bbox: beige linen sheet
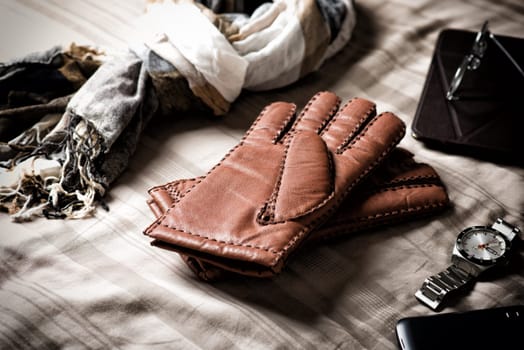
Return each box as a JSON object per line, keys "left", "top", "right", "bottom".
{"left": 1, "top": 0, "right": 523, "bottom": 349}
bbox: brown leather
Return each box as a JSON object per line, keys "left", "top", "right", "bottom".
{"left": 148, "top": 147, "right": 449, "bottom": 281}
{"left": 143, "top": 91, "right": 406, "bottom": 277}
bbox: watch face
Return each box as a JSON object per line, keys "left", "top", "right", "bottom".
{"left": 456, "top": 226, "right": 510, "bottom": 266}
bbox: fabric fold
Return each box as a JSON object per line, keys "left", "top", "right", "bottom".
{"left": 1, "top": 0, "right": 357, "bottom": 221}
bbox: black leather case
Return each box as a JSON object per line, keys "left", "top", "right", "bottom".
{"left": 411, "top": 28, "right": 524, "bottom": 166}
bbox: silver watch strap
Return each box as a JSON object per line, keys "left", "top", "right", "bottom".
{"left": 415, "top": 264, "right": 472, "bottom": 310}
{"left": 491, "top": 218, "right": 521, "bottom": 242}
{"left": 416, "top": 218, "right": 520, "bottom": 310}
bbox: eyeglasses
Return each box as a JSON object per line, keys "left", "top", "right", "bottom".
{"left": 446, "top": 21, "right": 524, "bottom": 101}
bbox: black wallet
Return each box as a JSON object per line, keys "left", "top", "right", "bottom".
{"left": 396, "top": 305, "right": 524, "bottom": 350}
{"left": 411, "top": 28, "right": 524, "bottom": 166}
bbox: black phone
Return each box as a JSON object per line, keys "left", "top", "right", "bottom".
{"left": 395, "top": 305, "right": 523, "bottom": 350}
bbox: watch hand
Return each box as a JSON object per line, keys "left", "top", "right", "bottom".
{"left": 486, "top": 247, "right": 499, "bottom": 256}
{"left": 477, "top": 241, "right": 497, "bottom": 249}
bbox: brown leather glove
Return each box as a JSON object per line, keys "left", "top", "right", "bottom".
{"left": 143, "top": 91, "right": 406, "bottom": 277}
{"left": 148, "top": 148, "right": 449, "bottom": 280}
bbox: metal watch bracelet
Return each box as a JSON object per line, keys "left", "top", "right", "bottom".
{"left": 492, "top": 218, "right": 520, "bottom": 241}
{"left": 415, "top": 218, "right": 520, "bottom": 310}
{"left": 415, "top": 264, "right": 471, "bottom": 310}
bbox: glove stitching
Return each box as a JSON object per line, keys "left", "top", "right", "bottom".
{"left": 144, "top": 105, "right": 276, "bottom": 235}
{"left": 169, "top": 103, "right": 295, "bottom": 204}
{"left": 257, "top": 143, "right": 335, "bottom": 225}
{"left": 324, "top": 184, "right": 450, "bottom": 227}
{"left": 145, "top": 102, "right": 298, "bottom": 257}
{"left": 257, "top": 131, "right": 336, "bottom": 225}
{"left": 258, "top": 129, "right": 292, "bottom": 224}
{"left": 337, "top": 113, "right": 405, "bottom": 154}
{"left": 336, "top": 105, "right": 377, "bottom": 153}
{"left": 154, "top": 223, "right": 281, "bottom": 254}
{"left": 318, "top": 98, "right": 378, "bottom": 148}
{"left": 367, "top": 182, "right": 445, "bottom": 195}
{"left": 286, "top": 91, "right": 320, "bottom": 133}
{"left": 272, "top": 106, "right": 298, "bottom": 143}
{"left": 319, "top": 98, "right": 353, "bottom": 136}
{"left": 146, "top": 121, "right": 406, "bottom": 269}
{"left": 259, "top": 102, "right": 385, "bottom": 226}
{"left": 289, "top": 91, "right": 341, "bottom": 135}
{"left": 317, "top": 202, "right": 449, "bottom": 241}
{"left": 148, "top": 176, "right": 443, "bottom": 216}
{"left": 317, "top": 97, "right": 342, "bottom": 133}
{"left": 344, "top": 202, "right": 449, "bottom": 222}
{"left": 149, "top": 170, "right": 440, "bottom": 205}
{"left": 275, "top": 123, "right": 406, "bottom": 266}
{"left": 148, "top": 177, "right": 202, "bottom": 195}
{"left": 146, "top": 104, "right": 406, "bottom": 271}
{"left": 384, "top": 174, "right": 439, "bottom": 184}
{"left": 374, "top": 174, "right": 443, "bottom": 190}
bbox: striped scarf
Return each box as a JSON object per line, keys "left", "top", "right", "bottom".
{"left": 0, "top": 0, "right": 356, "bottom": 221}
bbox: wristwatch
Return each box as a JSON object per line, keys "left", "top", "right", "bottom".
{"left": 415, "top": 218, "right": 521, "bottom": 310}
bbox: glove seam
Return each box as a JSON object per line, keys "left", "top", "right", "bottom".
{"left": 146, "top": 120, "right": 406, "bottom": 268}
{"left": 290, "top": 91, "right": 341, "bottom": 135}
{"left": 151, "top": 119, "right": 405, "bottom": 266}
{"left": 334, "top": 201, "right": 449, "bottom": 223}
{"left": 147, "top": 179, "right": 445, "bottom": 221}
{"left": 145, "top": 101, "right": 406, "bottom": 271}
{"left": 149, "top": 177, "right": 204, "bottom": 199}
{"left": 383, "top": 174, "right": 440, "bottom": 185}
{"left": 145, "top": 103, "right": 299, "bottom": 258}
{"left": 152, "top": 222, "right": 282, "bottom": 254}
{"left": 255, "top": 91, "right": 341, "bottom": 223}
{"left": 257, "top": 132, "right": 335, "bottom": 225}
{"left": 275, "top": 122, "right": 406, "bottom": 266}
{"left": 337, "top": 112, "right": 399, "bottom": 154}
{"left": 258, "top": 110, "right": 404, "bottom": 226}
{"left": 272, "top": 105, "right": 298, "bottom": 143}
{"left": 336, "top": 103, "right": 377, "bottom": 153}
{"left": 317, "top": 202, "right": 449, "bottom": 241}
{"left": 367, "top": 182, "right": 445, "bottom": 194}
{"left": 319, "top": 97, "right": 364, "bottom": 139}
{"left": 166, "top": 103, "right": 296, "bottom": 205}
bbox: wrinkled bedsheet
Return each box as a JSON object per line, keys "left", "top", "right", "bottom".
{"left": 1, "top": 0, "right": 523, "bottom": 349}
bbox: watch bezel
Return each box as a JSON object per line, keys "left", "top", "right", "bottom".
{"left": 456, "top": 226, "right": 512, "bottom": 266}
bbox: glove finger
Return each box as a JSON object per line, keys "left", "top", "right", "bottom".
{"left": 290, "top": 91, "right": 340, "bottom": 135}
{"left": 319, "top": 97, "right": 377, "bottom": 152}
{"left": 257, "top": 129, "right": 333, "bottom": 223}
{"left": 246, "top": 101, "right": 296, "bottom": 144}
{"left": 330, "top": 111, "right": 406, "bottom": 196}
{"left": 336, "top": 111, "right": 405, "bottom": 156}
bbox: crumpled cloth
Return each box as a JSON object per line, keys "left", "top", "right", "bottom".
{"left": 138, "top": 0, "right": 355, "bottom": 112}
{"left": 0, "top": 0, "right": 356, "bottom": 221}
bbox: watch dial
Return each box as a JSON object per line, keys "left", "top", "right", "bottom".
{"left": 457, "top": 228, "right": 508, "bottom": 264}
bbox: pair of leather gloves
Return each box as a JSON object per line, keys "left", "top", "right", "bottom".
{"left": 144, "top": 92, "right": 449, "bottom": 281}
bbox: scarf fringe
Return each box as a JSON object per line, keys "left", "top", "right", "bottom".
{"left": 0, "top": 114, "right": 107, "bottom": 221}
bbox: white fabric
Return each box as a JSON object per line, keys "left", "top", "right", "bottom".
{"left": 138, "top": 0, "right": 355, "bottom": 93}
{"left": 234, "top": 1, "right": 286, "bottom": 40}
{"left": 141, "top": 1, "right": 247, "bottom": 102}
{"left": 145, "top": 34, "right": 209, "bottom": 91}
{"left": 236, "top": 6, "right": 305, "bottom": 90}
